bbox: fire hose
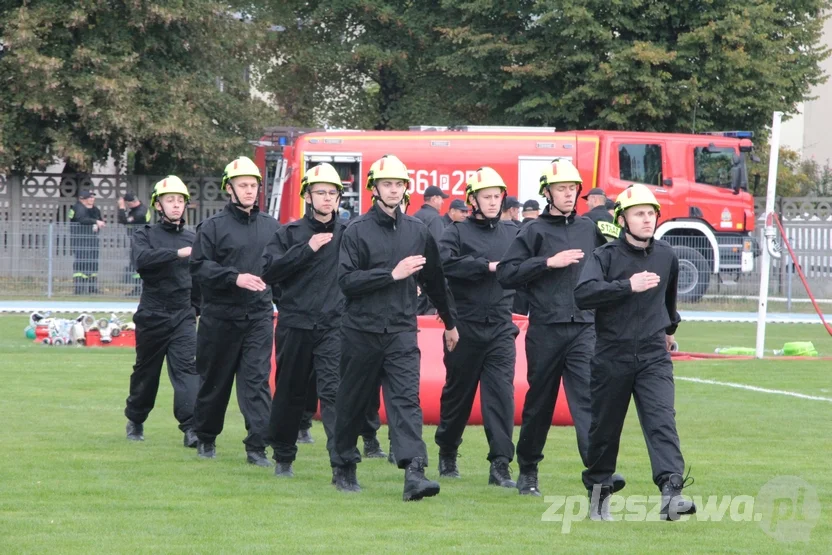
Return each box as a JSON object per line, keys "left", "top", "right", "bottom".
{"left": 766, "top": 212, "right": 832, "bottom": 337}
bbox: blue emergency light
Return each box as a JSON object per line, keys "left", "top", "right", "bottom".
{"left": 279, "top": 136, "right": 287, "bottom": 146}
{"left": 701, "top": 131, "right": 754, "bottom": 139}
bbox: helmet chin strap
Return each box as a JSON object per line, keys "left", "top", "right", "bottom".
{"left": 156, "top": 204, "right": 185, "bottom": 231}
{"left": 470, "top": 192, "right": 503, "bottom": 227}
{"left": 621, "top": 215, "right": 654, "bottom": 243}
{"left": 228, "top": 181, "right": 260, "bottom": 210}
{"left": 308, "top": 192, "right": 341, "bottom": 219}
{"left": 372, "top": 186, "right": 402, "bottom": 211}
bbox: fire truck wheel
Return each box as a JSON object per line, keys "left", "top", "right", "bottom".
{"left": 673, "top": 245, "right": 710, "bottom": 303}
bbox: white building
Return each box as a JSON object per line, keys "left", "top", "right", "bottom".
{"left": 780, "top": 15, "right": 832, "bottom": 164}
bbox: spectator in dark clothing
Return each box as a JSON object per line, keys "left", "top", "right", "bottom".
{"left": 443, "top": 199, "right": 469, "bottom": 226}
{"left": 69, "top": 189, "right": 105, "bottom": 295}
{"left": 521, "top": 199, "right": 540, "bottom": 226}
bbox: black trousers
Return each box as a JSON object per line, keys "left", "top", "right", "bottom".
{"left": 124, "top": 307, "right": 199, "bottom": 431}
{"left": 193, "top": 315, "right": 273, "bottom": 451}
{"left": 516, "top": 322, "right": 594, "bottom": 470}
{"left": 582, "top": 343, "right": 685, "bottom": 490}
{"left": 435, "top": 320, "right": 517, "bottom": 462}
{"left": 269, "top": 325, "right": 340, "bottom": 462}
{"left": 331, "top": 327, "right": 424, "bottom": 469}
{"left": 300, "top": 381, "right": 381, "bottom": 443}
{"left": 72, "top": 236, "right": 100, "bottom": 281}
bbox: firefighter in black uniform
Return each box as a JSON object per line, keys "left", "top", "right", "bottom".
{"left": 190, "top": 156, "right": 279, "bottom": 467}
{"left": 124, "top": 177, "right": 200, "bottom": 446}
{"left": 69, "top": 189, "right": 105, "bottom": 295}
{"left": 262, "top": 163, "right": 347, "bottom": 478}
{"left": 435, "top": 167, "right": 518, "bottom": 488}
{"left": 497, "top": 159, "right": 625, "bottom": 497}
{"left": 575, "top": 184, "right": 695, "bottom": 521}
{"left": 331, "top": 154, "right": 459, "bottom": 501}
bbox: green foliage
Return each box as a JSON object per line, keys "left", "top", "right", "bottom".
{"left": 257, "top": 0, "right": 830, "bottom": 135}
{"left": 0, "top": 1, "right": 274, "bottom": 174}
{"left": 442, "top": 0, "right": 831, "bottom": 135}
{"left": 749, "top": 144, "right": 823, "bottom": 197}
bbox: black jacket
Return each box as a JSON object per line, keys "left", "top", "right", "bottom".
{"left": 132, "top": 222, "right": 200, "bottom": 313}
{"left": 338, "top": 203, "right": 456, "bottom": 333}
{"left": 497, "top": 211, "right": 605, "bottom": 325}
{"left": 190, "top": 203, "right": 279, "bottom": 320}
{"left": 118, "top": 203, "right": 149, "bottom": 226}
{"left": 413, "top": 204, "right": 446, "bottom": 243}
{"left": 262, "top": 211, "right": 344, "bottom": 330}
{"left": 574, "top": 238, "right": 681, "bottom": 356}
{"left": 439, "top": 217, "right": 517, "bottom": 324}
{"left": 69, "top": 202, "right": 102, "bottom": 250}
{"left": 585, "top": 205, "right": 613, "bottom": 224}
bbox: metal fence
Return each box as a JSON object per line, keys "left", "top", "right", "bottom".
{"left": 0, "top": 174, "right": 228, "bottom": 225}
{"left": 1, "top": 171, "right": 831, "bottom": 308}
{"left": 1, "top": 219, "right": 830, "bottom": 308}
{"left": 0, "top": 222, "right": 200, "bottom": 298}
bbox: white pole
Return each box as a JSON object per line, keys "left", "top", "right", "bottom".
{"left": 755, "top": 111, "right": 783, "bottom": 359}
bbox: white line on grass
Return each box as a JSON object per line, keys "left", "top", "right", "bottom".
{"left": 677, "top": 376, "right": 832, "bottom": 403}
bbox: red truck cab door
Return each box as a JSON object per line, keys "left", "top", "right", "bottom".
{"left": 605, "top": 136, "right": 688, "bottom": 221}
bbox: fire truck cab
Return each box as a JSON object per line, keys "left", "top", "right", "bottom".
{"left": 254, "top": 126, "right": 758, "bottom": 303}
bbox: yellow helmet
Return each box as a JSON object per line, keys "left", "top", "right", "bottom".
{"left": 613, "top": 184, "right": 661, "bottom": 223}
{"left": 221, "top": 156, "right": 261, "bottom": 189}
{"left": 301, "top": 163, "right": 344, "bottom": 197}
{"left": 465, "top": 167, "right": 507, "bottom": 206}
{"left": 151, "top": 176, "right": 190, "bottom": 206}
{"left": 539, "top": 159, "right": 583, "bottom": 196}
{"left": 366, "top": 154, "right": 410, "bottom": 191}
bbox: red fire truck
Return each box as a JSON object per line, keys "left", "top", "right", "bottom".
{"left": 253, "top": 126, "right": 759, "bottom": 302}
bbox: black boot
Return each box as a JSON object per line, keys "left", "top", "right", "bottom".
{"left": 297, "top": 428, "right": 314, "bottom": 444}
{"left": 612, "top": 473, "right": 626, "bottom": 493}
{"left": 274, "top": 461, "right": 294, "bottom": 477}
{"left": 126, "top": 420, "right": 144, "bottom": 441}
{"left": 488, "top": 458, "right": 516, "bottom": 488}
{"left": 197, "top": 441, "right": 216, "bottom": 459}
{"left": 183, "top": 429, "right": 198, "bottom": 448}
{"left": 334, "top": 465, "right": 361, "bottom": 493}
{"left": 403, "top": 457, "right": 440, "bottom": 502}
{"left": 589, "top": 485, "right": 614, "bottom": 521}
{"left": 246, "top": 450, "right": 273, "bottom": 468}
{"left": 438, "top": 452, "right": 460, "bottom": 478}
{"left": 387, "top": 443, "right": 396, "bottom": 465}
{"left": 363, "top": 436, "right": 387, "bottom": 459}
{"left": 660, "top": 472, "right": 696, "bottom": 521}
{"left": 517, "top": 466, "right": 541, "bottom": 496}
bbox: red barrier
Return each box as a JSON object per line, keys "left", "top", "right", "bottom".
{"left": 269, "top": 313, "right": 574, "bottom": 427}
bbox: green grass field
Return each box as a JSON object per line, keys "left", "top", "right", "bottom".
{"left": 1, "top": 314, "right": 830, "bottom": 553}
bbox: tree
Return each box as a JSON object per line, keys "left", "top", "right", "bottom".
{"left": 749, "top": 144, "right": 817, "bottom": 197}
{"left": 0, "top": 1, "right": 273, "bottom": 175}
{"left": 251, "top": 0, "right": 471, "bottom": 130}
{"left": 438, "top": 0, "right": 831, "bottom": 135}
